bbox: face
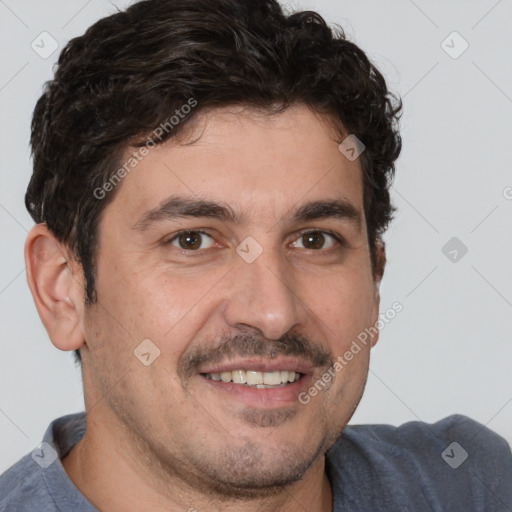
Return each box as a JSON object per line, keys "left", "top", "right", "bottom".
{"left": 79, "top": 104, "right": 380, "bottom": 496}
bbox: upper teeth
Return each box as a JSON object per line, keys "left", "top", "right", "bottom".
{"left": 206, "top": 370, "right": 298, "bottom": 386}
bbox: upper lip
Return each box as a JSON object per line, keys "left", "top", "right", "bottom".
{"left": 198, "top": 357, "right": 314, "bottom": 375}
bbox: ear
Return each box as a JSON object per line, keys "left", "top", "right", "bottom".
{"left": 24, "top": 223, "right": 85, "bottom": 352}
{"left": 369, "top": 240, "right": 386, "bottom": 348}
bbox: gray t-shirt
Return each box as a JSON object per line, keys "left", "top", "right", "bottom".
{"left": 1, "top": 412, "right": 511, "bottom": 511}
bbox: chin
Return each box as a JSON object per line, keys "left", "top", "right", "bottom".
{"left": 188, "top": 437, "right": 328, "bottom": 499}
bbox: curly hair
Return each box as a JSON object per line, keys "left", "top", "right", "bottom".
{"left": 26, "top": 0, "right": 402, "bottom": 345}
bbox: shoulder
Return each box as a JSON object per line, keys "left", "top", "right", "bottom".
{"left": 0, "top": 452, "right": 56, "bottom": 511}
{"left": 327, "top": 415, "right": 512, "bottom": 511}
{"left": 0, "top": 412, "right": 91, "bottom": 512}
{"left": 340, "top": 413, "right": 510, "bottom": 451}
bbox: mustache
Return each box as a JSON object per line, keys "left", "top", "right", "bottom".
{"left": 178, "top": 331, "right": 333, "bottom": 379}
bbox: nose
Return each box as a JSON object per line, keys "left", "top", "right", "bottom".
{"left": 221, "top": 247, "right": 304, "bottom": 340}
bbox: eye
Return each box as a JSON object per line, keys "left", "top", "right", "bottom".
{"left": 166, "top": 230, "right": 215, "bottom": 251}
{"left": 290, "top": 230, "right": 341, "bottom": 250}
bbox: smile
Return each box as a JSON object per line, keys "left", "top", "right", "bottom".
{"left": 203, "top": 370, "right": 303, "bottom": 388}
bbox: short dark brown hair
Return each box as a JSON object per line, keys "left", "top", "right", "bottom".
{"left": 25, "top": 0, "right": 402, "bottom": 361}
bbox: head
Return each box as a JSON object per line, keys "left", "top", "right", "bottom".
{"left": 25, "top": 0, "right": 401, "bottom": 498}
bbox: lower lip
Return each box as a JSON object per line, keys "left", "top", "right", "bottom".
{"left": 199, "top": 374, "right": 312, "bottom": 408}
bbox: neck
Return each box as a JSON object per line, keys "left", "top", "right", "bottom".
{"left": 62, "top": 412, "right": 333, "bottom": 512}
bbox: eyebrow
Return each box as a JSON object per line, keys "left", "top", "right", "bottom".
{"left": 132, "top": 196, "right": 242, "bottom": 231}
{"left": 293, "top": 199, "right": 362, "bottom": 228}
{"left": 132, "top": 195, "right": 362, "bottom": 231}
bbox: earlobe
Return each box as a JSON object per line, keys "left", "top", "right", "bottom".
{"left": 24, "top": 224, "right": 85, "bottom": 352}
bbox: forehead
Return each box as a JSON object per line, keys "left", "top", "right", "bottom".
{"left": 104, "top": 104, "right": 364, "bottom": 226}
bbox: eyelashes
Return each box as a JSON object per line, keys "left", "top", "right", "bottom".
{"left": 164, "top": 229, "right": 348, "bottom": 254}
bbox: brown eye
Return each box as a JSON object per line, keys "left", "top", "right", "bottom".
{"left": 291, "top": 231, "right": 339, "bottom": 250}
{"left": 302, "top": 232, "right": 326, "bottom": 250}
{"left": 168, "top": 231, "right": 214, "bottom": 251}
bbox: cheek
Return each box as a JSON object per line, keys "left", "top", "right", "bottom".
{"left": 91, "top": 260, "right": 231, "bottom": 374}
{"left": 303, "top": 269, "right": 376, "bottom": 347}
{"left": 95, "top": 253, "right": 190, "bottom": 335}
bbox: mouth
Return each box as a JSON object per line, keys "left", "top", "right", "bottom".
{"left": 203, "top": 369, "right": 304, "bottom": 389}
{"left": 196, "top": 358, "right": 313, "bottom": 409}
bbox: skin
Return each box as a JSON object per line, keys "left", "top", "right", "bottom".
{"left": 25, "top": 104, "right": 384, "bottom": 512}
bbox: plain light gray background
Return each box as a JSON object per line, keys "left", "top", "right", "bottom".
{"left": 1, "top": 0, "right": 511, "bottom": 474}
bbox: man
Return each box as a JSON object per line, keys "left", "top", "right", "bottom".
{"left": 1, "top": 0, "right": 511, "bottom": 510}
